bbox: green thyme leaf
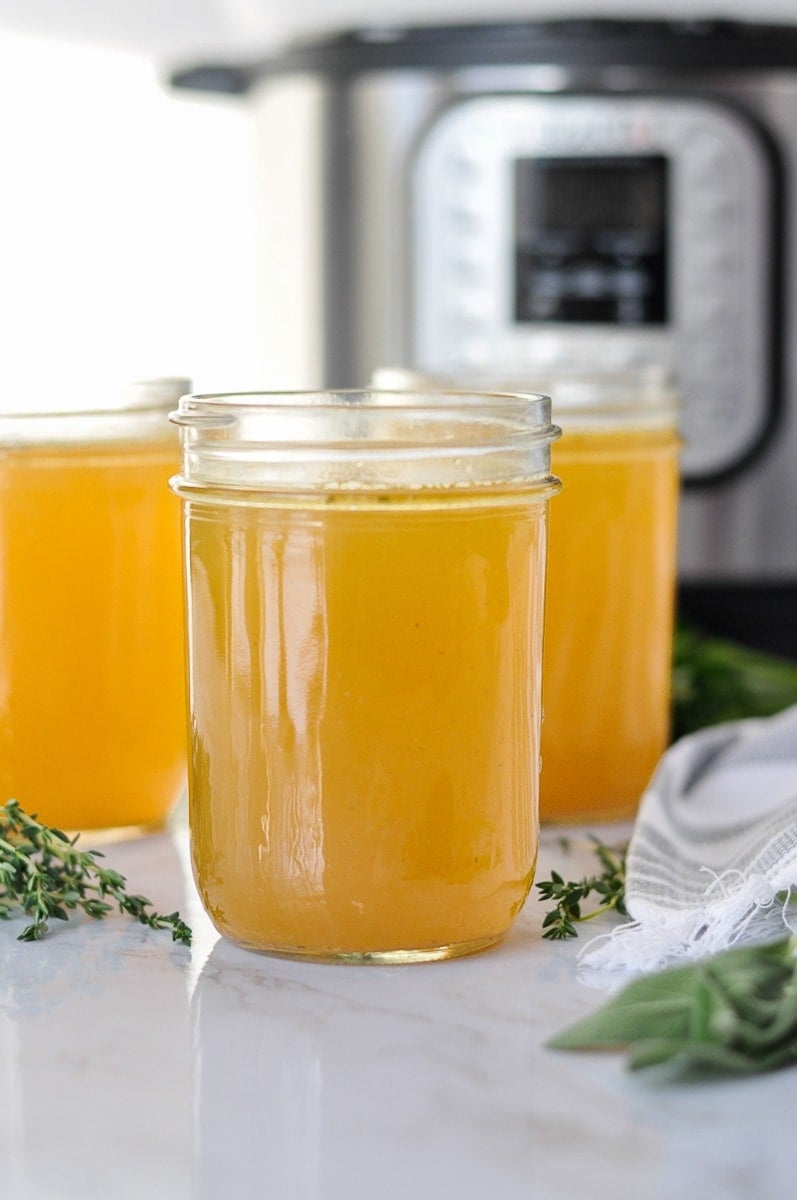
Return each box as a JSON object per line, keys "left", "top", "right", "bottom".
{"left": 0, "top": 799, "right": 191, "bottom": 946}
{"left": 548, "top": 936, "right": 797, "bottom": 1075}
{"left": 536, "top": 836, "right": 627, "bottom": 940}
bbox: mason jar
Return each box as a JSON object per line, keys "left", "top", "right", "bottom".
{"left": 372, "top": 367, "right": 681, "bottom": 823}
{"left": 0, "top": 378, "right": 189, "bottom": 836}
{"left": 170, "top": 389, "right": 560, "bottom": 962}
{"left": 536, "top": 369, "right": 680, "bottom": 822}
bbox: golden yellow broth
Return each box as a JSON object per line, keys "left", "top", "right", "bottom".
{"left": 184, "top": 491, "right": 549, "bottom": 960}
{"left": 0, "top": 441, "right": 186, "bottom": 832}
{"left": 541, "top": 425, "right": 680, "bottom": 822}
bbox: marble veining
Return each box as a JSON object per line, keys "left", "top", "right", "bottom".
{"left": 0, "top": 823, "right": 795, "bottom": 1200}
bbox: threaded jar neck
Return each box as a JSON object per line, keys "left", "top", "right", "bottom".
{"left": 170, "top": 388, "right": 561, "bottom": 495}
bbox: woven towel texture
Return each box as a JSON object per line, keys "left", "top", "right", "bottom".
{"left": 581, "top": 704, "right": 797, "bottom": 973}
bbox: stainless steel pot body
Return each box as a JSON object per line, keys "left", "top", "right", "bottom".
{"left": 174, "top": 22, "right": 797, "bottom": 620}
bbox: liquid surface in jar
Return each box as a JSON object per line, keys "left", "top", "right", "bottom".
{"left": 0, "top": 441, "right": 186, "bottom": 832}
{"left": 541, "top": 424, "right": 680, "bottom": 823}
{"left": 185, "top": 490, "right": 547, "bottom": 960}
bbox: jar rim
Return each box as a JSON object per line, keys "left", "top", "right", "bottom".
{"left": 172, "top": 386, "right": 551, "bottom": 414}
{"left": 370, "top": 367, "right": 679, "bottom": 427}
{"left": 0, "top": 377, "right": 191, "bottom": 421}
{"left": 0, "top": 378, "right": 189, "bottom": 450}
{"left": 170, "top": 387, "right": 560, "bottom": 494}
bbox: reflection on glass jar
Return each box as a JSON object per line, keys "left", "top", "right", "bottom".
{"left": 192, "top": 943, "right": 324, "bottom": 1200}
{"left": 0, "top": 379, "right": 189, "bottom": 835}
{"left": 171, "top": 389, "right": 561, "bottom": 962}
{"left": 191, "top": 938, "right": 541, "bottom": 1200}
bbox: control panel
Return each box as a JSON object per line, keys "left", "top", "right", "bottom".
{"left": 412, "top": 94, "right": 776, "bottom": 482}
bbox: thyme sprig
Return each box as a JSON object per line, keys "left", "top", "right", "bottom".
{"left": 536, "top": 836, "right": 628, "bottom": 939}
{"left": 0, "top": 799, "right": 191, "bottom": 945}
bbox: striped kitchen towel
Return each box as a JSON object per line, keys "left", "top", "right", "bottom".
{"left": 580, "top": 703, "right": 797, "bottom": 974}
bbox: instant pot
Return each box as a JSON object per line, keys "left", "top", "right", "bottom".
{"left": 173, "top": 18, "right": 797, "bottom": 654}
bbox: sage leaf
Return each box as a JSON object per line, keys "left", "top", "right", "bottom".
{"left": 549, "top": 966, "right": 701, "bottom": 1049}
{"left": 548, "top": 935, "right": 797, "bottom": 1076}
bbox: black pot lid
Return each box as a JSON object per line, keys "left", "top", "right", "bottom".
{"left": 171, "top": 17, "right": 797, "bottom": 95}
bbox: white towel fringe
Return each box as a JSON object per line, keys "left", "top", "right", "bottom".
{"left": 571, "top": 705, "right": 797, "bottom": 979}
{"left": 579, "top": 869, "right": 797, "bottom": 976}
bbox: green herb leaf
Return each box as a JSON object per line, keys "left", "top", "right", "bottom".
{"left": 0, "top": 799, "right": 192, "bottom": 946}
{"left": 548, "top": 936, "right": 797, "bottom": 1075}
{"left": 536, "top": 836, "right": 627, "bottom": 939}
{"left": 672, "top": 622, "right": 797, "bottom": 739}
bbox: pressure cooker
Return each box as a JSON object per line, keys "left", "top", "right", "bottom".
{"left": 173, "top": 18, "right": 797, "bottom": 655}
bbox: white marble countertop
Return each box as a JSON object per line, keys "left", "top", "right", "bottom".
{"left": 2, "top": 821, "right": 796, "bottom": 1200}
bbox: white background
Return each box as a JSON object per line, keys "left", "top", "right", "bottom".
{"left": 1, "top": 1, "right": 797, "bottom": 407}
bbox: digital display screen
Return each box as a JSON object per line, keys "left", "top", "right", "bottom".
{"left": 516, "top": 156, "right": 668, "bottom": 238}
{"left": 514, "top": 155, "right": 669, "bottom": 325}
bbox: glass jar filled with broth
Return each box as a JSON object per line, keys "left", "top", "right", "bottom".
{"left": 0, "top": 378, "right": 189, "bottom": 836}
{"left": 171, "top": 388, "right": 560, "bottom": 961}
